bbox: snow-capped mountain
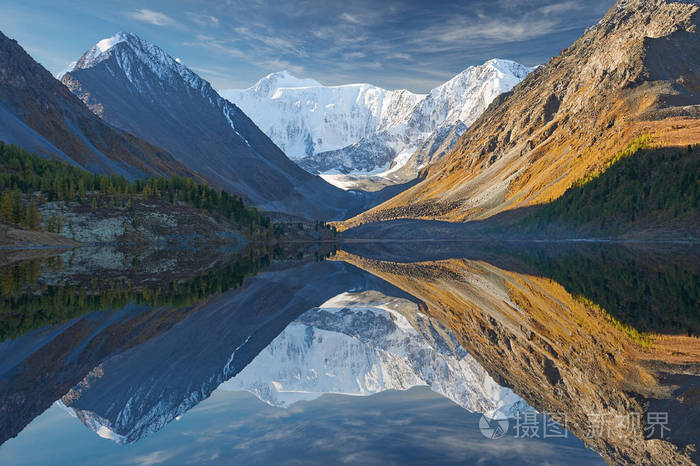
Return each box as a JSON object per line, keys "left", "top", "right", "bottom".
{"left": 220, "top": 73, "right": 423, "bottom": 162}
{"left": 0, "top": 31, "right": 195, "bottom": 181}
{"left": 60, "top": 32, "right": 361, "bottom": 219}
{"left": 54, "top": 261, "right": 421, "bottom": 444}
{"left": 220, "top": 291, "right": 530, "bottom": 419}
{"left": 55, "top": 267, "right": 529, "bottom": 444}
{"left": 221, "top": 60, "right": 532, "bottom": 183}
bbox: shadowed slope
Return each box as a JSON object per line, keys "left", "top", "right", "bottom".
{"left": 61, "top": 33, "right": 370, "bottom": 220}
{"left": 0, "top": 31, "right": 195, "bottom": 180}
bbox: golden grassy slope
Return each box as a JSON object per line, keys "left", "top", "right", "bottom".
{"left": 341, "top": 0, "right": 700, "bottom": 230}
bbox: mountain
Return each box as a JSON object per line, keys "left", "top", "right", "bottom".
{"left": 220, "top": 73, "right": 424, "bottom": 166}
{"left": 221, "top": 60, "right": 531, "bottom": 182}
{"left": 54, "top": 262, "right": 424, "bottom": 444}
{"left": 0, "top": 31, "right": 193, "bottom": 179}
{"left": 343, "top": 0, "right": 700, "bottom": 227}
{"left": 220, "top": 291, "right": 529, "bottom": 419}
{"left": 60, "top": 32, "right": 358, "bottom": 219}
{"left": 388, "top": 121, "right": 468, "bottom": 181}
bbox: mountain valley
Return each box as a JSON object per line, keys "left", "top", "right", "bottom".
{"left": 0, "top": 1, "right": 699, "bottom": 464}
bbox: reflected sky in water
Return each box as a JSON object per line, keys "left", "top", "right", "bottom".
{"left": 1, "top": 242, "right": 697, "bottom": 465}
{"left": 1, "top": 388, "right": 602, "bottom": 466}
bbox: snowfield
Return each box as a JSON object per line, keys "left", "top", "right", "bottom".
{"left": 220, "top": 60, "right": 532, "bottom": 185}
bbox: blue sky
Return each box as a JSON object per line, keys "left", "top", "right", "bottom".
{"left": 0, "top": 388, "right": 603, "bottom": 465}
{"left": 1, "top": 0, "right": 612, "bottom": 92}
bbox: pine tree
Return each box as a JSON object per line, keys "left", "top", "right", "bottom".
{"left": 24, "top": 203, "right": 41, "bottom": 229}
{"left": 0, "top": 191, "right": 13, "bottom": 222}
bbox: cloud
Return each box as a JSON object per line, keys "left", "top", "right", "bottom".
{"left": 126, "top": 9, "right": 178, "bottom": 27}
{"left": 341, "top": 12, "right": 361, "bottom": 24}
{"left": 120, "top": 0, "right": 610, "bottom": 92}
{"left": 387, "top": 53, "right": 411, "bottom": 61}
{"left": 129, "top": 450, "right": 177, "bottom": 466}
{"left": 183, "top": 34, "right": 247, "bottom": 59}
{"left": 259, "top": 59, "right": 306, "bottom": 76}
{"left": 233, "top": 26, "right": 306, "bottom": 56}
{"left": 190, "top": 65, "right": 234, "bottom": 80}
{"left": 539, "top": 1, "right": 586, "bottom": 16}
{"left": 343, "top": 51, "right": 366, "bottom": 60}
{"left": 186, "top": 12, "right": 220, "bottom": 28}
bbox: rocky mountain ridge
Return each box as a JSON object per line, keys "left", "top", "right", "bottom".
{"left": 61, "top": 33, "right": 362, "bottom": 219}
{"left": 0, "top": 30, "right": 194, "bottom": 180}
{"left": 342, "top": 0, "right": 700, "bottom": 228}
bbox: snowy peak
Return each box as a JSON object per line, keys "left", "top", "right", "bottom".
{"left": 442, "top": 59, "right": 531, "bottom": 97}
{"left": 61, "top": 32, "right": 356, "bottom": 218}
{"left": 251, "top": 70, "right": 323, "bottom": 97}
{"left": 220, "top": 78, "right": 424, "bottom": 160}
{"left": 75, "top": 32, "right": 138, "bottom": 68}
{"left": 414, "top": 58, "right": 533, "bottom": 131}
{"left": 438, "top": 59, "right": 531, "bottom": 98}
{"left": 72, "top": 32, "right": 205, "bottom": 92}
{"left": 221, "top": 59, "right": 532, "bottom": 179}
{"left": 483, "top": 58, "right": 532, "bottom": 78}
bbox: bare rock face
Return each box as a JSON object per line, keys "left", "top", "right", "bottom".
{"left": 0, "top": 31, "right": 193, "bottom": 180}
{"left": 344, "top": 0, "right": 700, "bottom": 227}
{"left": 387, "top": 121, "right": 468, "bottom": 183}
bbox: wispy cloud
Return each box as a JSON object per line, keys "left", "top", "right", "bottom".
{"left": 189, "top": 65, "right": 236, "bottom": 81}
{"left": 126, "top": 9, "right": 178, "bottom": 27}
{"left": 186, "top": 12, "right": 220, "bottom": 28}
{"left": 129, "top": 450, "right": 177, "bottom": 466}
{"left": 340, "top": 12, "right": 361, "bottom": 24}
{"left": 232, "top": 26, "right": 306, "bottom": 56}
{"left": 112, "top": 0, "right": 611, "bottom": 92}
{"left": 183, "top": 34, "right": 247, "bottom": 59}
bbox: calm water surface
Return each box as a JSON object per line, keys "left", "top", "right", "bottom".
{"left": 0, "top": 241, "right": 697, "bottom": 465}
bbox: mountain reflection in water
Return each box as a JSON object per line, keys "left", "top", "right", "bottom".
{"left": 0, "top": 241, "right": 697, "bottom": 465}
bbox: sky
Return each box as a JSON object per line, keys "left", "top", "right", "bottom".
{"left": 0, "top": 0, "right": 613, "bottom": 92}
{"left": 0, "top": 388, "right": 603, "bottom": 465}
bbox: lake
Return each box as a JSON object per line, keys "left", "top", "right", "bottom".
{"left": 0, "top": 240, "right": 698, "bottom": 465}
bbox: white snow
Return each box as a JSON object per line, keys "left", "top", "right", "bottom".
{"left": 220, "top": 59, "right": 532, "bottom": 180}
{"left": 55, "top": 61, "right": 77, "bottom": 80}
{"left": 96, "top": 35, "right": 126, "bottom": 52}
{"left": 219, "top": 292, "right": 530, "bottom": 419}
{"left": 220, "top": 80, "right": 424, "bottom": 161}
{"left": 319, "top": 174, "right": 362, "bottom": 190}
{"left": 72, "top": 32, "right": 244, "bottom": 136}
{"left": 74, "top": 32, "right": 207, "bottom": 95}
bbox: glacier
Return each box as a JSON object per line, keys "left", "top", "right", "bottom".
{"left": 220, "top": 60, "right": 532, "bottom": 186}
{"left": 221, "top": 72, "right": 424, "bottom": 161}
